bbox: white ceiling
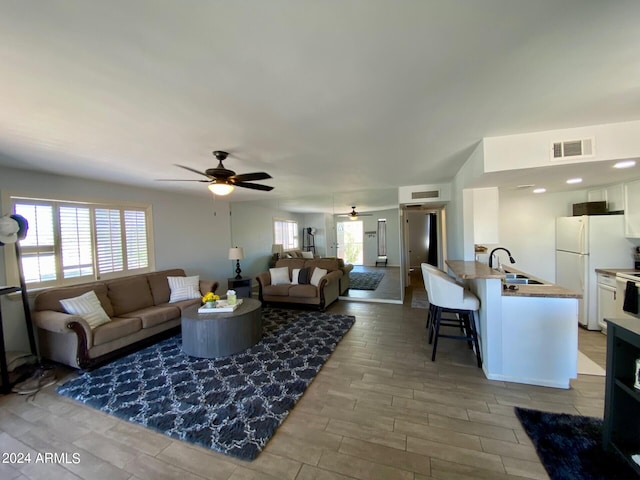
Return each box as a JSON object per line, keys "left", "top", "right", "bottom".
{"left": 1, "top": 1, "right": 639, "bottom": 213}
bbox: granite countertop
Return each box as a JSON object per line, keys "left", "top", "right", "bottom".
{"left": 445, "top": 260, "right": 504, "bottom": 279}
{"left": 445, "top": 260, "right": 581, "bottom": 299}
{"left": 595, "top": 268, "right": 639, "bottom": 276}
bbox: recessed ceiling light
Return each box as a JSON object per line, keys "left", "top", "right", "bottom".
{"left": 613, "top": 160, "right": 636, "bottom": 169}
{"left": 566, "top": 178, "right": 582, "bottom": 184}
{"left": 533, "top": 188, "right": 546, "bottom": 194}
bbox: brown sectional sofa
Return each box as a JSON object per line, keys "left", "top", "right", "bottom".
{"left": 32, "top": 269, "right": 218, "bottom": 369}
{"left": 256, "top": 258, "right": 342, "bottom": 310}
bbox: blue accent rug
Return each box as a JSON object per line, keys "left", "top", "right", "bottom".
{"left": 515, "top": 407, "right": 639, "bottom": 480}
{"left": 349, "top": 271, "right": 384, "bottom": 290}
{"left": 57, "top": 308, "right": 355, "bottom": 460}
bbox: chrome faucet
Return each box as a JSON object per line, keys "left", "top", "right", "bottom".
{"left": 489, "top": 247, "right": 516, "bottom": 269}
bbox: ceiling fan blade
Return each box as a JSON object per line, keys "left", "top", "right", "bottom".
{"left": 231, "top": 172, "right": 272, "bottom": 182}
{"left": 234, "top": 182, "right": 274, "bottom": 191}
{"left": 155, "top": 179, "right": 210, "bottom": 182}
{"left": 175, "top": 164, "right": 210, "bottom": 178}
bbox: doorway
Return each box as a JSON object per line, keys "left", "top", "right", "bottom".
{"left": 336, "top": 220, "right": 363, "bottom": 265}
{"left": 402, "top": 206, "right": 446, "bottom": 286}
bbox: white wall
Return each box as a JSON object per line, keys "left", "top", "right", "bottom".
{"left": 497, "top": 188, "right": 587, "bottom": 282}
{"left": 0, "top": 164, "right": 232, "bottom": 352}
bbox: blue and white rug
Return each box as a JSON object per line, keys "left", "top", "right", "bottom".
{"left": 57, "top": 308, "right": 355, "bottom": 460}
{"left": 349, "top": 271, "right": 384, "bottom": 290}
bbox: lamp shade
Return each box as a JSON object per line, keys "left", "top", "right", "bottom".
{"left": 272, "top": 244, "right": 283, "bottom": 255}
{"left": 228, "top": 247, "right": 245, "bottom": 260}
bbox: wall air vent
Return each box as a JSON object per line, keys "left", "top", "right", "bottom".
{"left": 551, "top": 137, "right": 595, "bottom": 160}
{"left": 411, "top": 190, "right": 439, "bottom": 199}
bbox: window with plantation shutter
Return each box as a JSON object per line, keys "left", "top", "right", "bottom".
{"left": 9, "top": 196, "right": 153, "bottom": 287}
{"left": 95, "top": 208, "right": 124, "bottom": 275}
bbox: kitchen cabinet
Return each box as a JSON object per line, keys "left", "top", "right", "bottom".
{"left": 603, "top": 317, "right": 640, "bottom": 476}
{"left": 597, "top": 272, "right": 617, "bottom": 333}
{"left": 624, "top": 179, "right": 640, "bottom": 238}
{"left": 588, "top": 184, "right": 625, "bottom": 212}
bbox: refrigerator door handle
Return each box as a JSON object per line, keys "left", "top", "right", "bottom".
{"left": 578, "top": 254, "right": 585, "bottom": 292}
{"left": 579, "top": 221, "right": 586, "bottom": 254}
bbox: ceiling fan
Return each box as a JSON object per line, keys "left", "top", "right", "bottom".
{"left": 157, "top": 151, "right": 273, "bottom": 196}
{"left": 337, "top": 206, "right": 372, "bottom": 220}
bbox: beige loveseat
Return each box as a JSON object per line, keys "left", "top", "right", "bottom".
{"left": 32, "top": 269, "right": 218, "bottom": 369}
{"left": 256, "top": 258, "right": 342, "bottom": 310}
{"left": 280, "top": 251, "right": 353, "bottom": 294}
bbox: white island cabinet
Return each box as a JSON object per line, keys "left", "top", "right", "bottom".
{"left": 446, "top": 261, "right": 581, "bottom": 389}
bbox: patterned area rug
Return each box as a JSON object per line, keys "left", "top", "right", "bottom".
{"left": 57, "top": 308, "right": 355, "bottom": 461}
{"left": 349, "top": 271, "right": 384, "bottom": 290}
{"left": 515, "top": 407, "right": 638, "bottom": 480}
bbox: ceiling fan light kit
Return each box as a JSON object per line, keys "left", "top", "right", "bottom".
{"left": 158, "top": 150, "right": 273, "bottom": 196}
{"left": 338, "top": 206, "right": 373, "bottom": 220}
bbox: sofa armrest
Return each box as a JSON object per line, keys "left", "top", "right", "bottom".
{"left": 199, "top": 279, "right": 219, "bottom": 295}
{"left": 255, "top": 272, "right": 272, "bottom": 287}
{"left": 318, "top": 270, "right": 342, "bottom": 289}
{"left": 33, "top": 310, "right": 92, "bottom": 338}
{"left": 342, "top": 264, "right": 354, "bottom": 274}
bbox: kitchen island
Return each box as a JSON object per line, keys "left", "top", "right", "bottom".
{"left": 445, "top": 260, "right": 581, "bottom": 389}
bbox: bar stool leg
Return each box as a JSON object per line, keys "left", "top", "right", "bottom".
{"left": 431, "top": 307, "right": 442, "bottom": 362}
{"left": 472, "top": 311, "right": 482, "bottom": 367}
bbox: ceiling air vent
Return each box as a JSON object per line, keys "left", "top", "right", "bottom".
{"left": 411, "top": 190, "right": 439, "bottom": 199}
{"left": 551, "top": 137, "right": 595, "bottom": 160}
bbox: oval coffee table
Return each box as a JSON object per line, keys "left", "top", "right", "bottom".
{"left": 181, "top": 298, "right": 262, "bottom": 358}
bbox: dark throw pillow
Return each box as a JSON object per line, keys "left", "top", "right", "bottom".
{"left": 298, "top": 267, "right": 311, "bottom": 285}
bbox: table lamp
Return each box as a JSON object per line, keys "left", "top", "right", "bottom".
{"left": 272, "top": 243, "right": 283, "bottom": 261}
{"left": 229, "top": 247, "right": 245, "bottom": 279}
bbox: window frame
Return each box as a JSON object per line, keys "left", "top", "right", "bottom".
{"left": 273, "top": 217, "right": 299, "bottom": 251}
{"left": 4, "top": 193, "right": 155, "bottom": 288}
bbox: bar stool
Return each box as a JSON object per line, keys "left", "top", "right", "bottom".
{"left": 425, "top": 268, "right": 482, "bottom": 367}
{"left": 420, "top": 263, "right": 463, "bottom": 341}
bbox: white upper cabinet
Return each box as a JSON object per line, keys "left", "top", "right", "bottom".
{"left": 624, "top": 179, "right": 640, "bottom": 238}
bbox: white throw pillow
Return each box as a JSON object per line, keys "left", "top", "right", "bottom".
{"left": 310, "top": 267, "right": 328, "bottom": 287}
{"left": 167, "top": 275, "right": 201, "bottom": 302}
{"left": 60, "top": 290, "right": 111, "bottom": 329}
{"left": 301, "top": 251, "right": 314, "bottom": 259}
{"left": 270, "top": 266, "right": 291, "bottom": 285}
{"left": 291, "top": 268, "right": 301, "bottom": 285}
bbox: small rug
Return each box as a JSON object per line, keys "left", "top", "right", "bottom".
{"left": 350, "top": 271, "right": 384, "bottom": 290}
{"left": 515, "top": 407, "right": 638, "bottom": 480}
{"left": 57, "top": 308, "right": 355, "bottom": 461}
{"left": 411, "top": 289, "right": 429, "bottom": 309}
{"left": 578, "top": 351, "right": 606, "bottom": 376}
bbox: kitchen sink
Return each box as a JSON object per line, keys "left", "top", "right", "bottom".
{"left": 504, "top": 272, "right": 544, "bottom": 285}
{"left": 505, "top": 278, "right": 544, "bottom": 285}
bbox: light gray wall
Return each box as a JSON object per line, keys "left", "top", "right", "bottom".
{"left": 0, "top": 164, "right": 231, "bottom": 352}
{"left": 230, "top": 201, "right": 304, "bottom": 279}
{"left": 352, "top": 208, "right": 400, "bottom": 266}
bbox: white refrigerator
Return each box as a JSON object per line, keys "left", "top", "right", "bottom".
{"left": 556, "top": 214, "right": 634, "bottom": 330}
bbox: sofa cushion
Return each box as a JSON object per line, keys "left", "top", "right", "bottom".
{"left": 288, "top": 284, "right": 317, "bottom": 298}
{"left": 106, "top": 275, "right": 154, "bottom": 317}
{"left": 60, "top": 290, "right": 112, "bottom": 329}
{"left": 122, "top": 305, "right": 181, "bottom": 329}
{"left": 147, "top": 269, "right": 186, "bottom": 305}
{"left": 263, "top": 284, "right": 292, "bottom": 296}
{"left": 270, "top": 267, "right": 291, "bottom": 285}
{"left": 35, "top": 283, "right": 114, "bottom": 317}
{"left": 310, "top": 268, "right": 327, "bottom": 287}
{"left": 92, "top": 317, "right": 142, "bottom": 346}
{"left": 276, "top": 258, "right": 305, "bottom": 271}
{"left": 167, "top": 275, "right": 201, "bottom": 302}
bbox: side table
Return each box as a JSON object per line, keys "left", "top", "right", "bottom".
{"left": 228, "top": 277, "right": 252, "bottom": 298}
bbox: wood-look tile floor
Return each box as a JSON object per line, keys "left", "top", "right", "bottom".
{"left": 0, "top": 287, "right": 607, "bottom": 480}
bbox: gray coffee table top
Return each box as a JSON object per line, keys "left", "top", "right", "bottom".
{"left": 181, "top": 298, "right": 262, "bottom": 358}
